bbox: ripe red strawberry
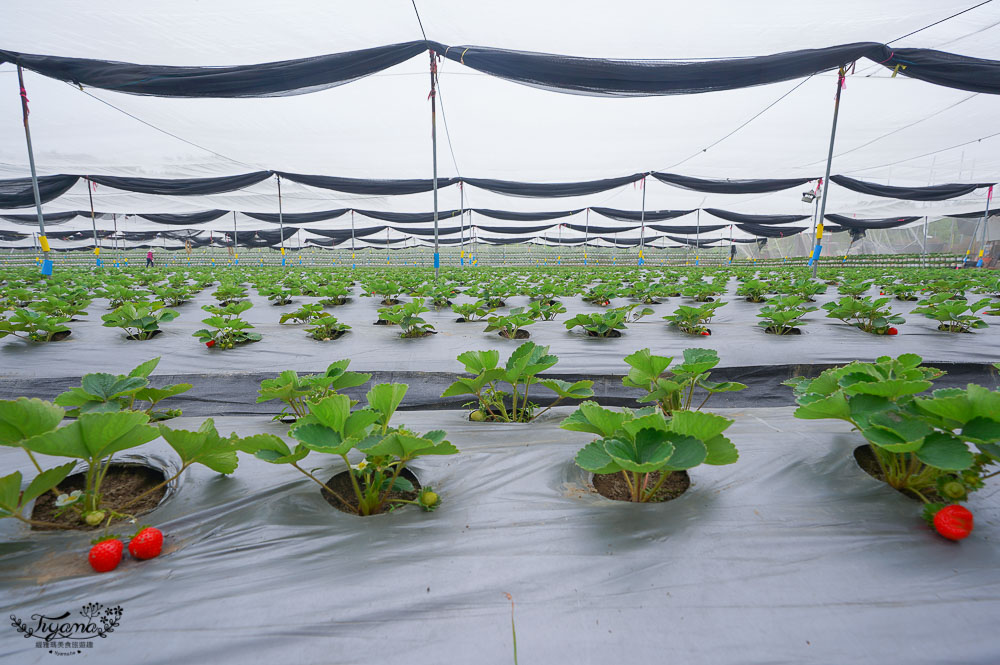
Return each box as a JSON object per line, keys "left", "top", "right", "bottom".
{"left": 205, "top": 340, "right": 216, "bottom": 347}
{"left": 933, "top": 505, "right": 973, "bottom": 541}
{"left": 887, "top": 327, "right": 899, "bottom": 335}
{"left": 88, "top": 538, "right": 124, "bottom": 573}
{"left": 128, "top": 527, "right": 163, "bottom": 560}
{"left": 700, "top": 331, "right": 710, "bottom": 336}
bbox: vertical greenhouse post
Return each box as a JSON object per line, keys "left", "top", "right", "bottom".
{"left": 429, "top": 50, "right": 440, "bottom": 280}
{"left": 922, "top": 215, "right": 929, "bottom": 268}
{"left": 638, "top": 175, "right": 646, "bottom": 266}
{"left": 459, "top": 182, "right": 465, "bottom": 267}
{"left": 812, "top": 65, "right": 847, "bottom": 279}
{"left": 976, "top": 186, "right": 992, "bottom": 267}
{"left": 350, "top": 210, "right": 356, "bottom": 268}
{"left": 584, "top": 208, "right": 590, "bottom": 266}
{"left": 16, "top": 65, "right": 51, "bottom": 275}
{"left": 276, "top": 174, "right": 286, "bottom": 266}
{"left": 233, "top": 211, "right": 239, "bottom": 265}
{"left": 86, "top": 178, "right": 101, "bottom": 267}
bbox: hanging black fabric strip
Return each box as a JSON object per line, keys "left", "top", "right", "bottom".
{"left": 429, "top": 41, "right": 884, "bottom": 96}
{"left": 476, "top": 236, "right": 538, "bottom": 245}
{"left": 590, "top": 207, "right": 695, "bottom": 222}
{"left": 87, "top": 172, "right": 271, "bottom": 195}
{"left": 736, "top": 222, "right": 808, "bottom": 238}
{"left": 301, "top": 226, "right": 386, "bottom": 240}
{"left": 651, "top": 173, "right": 814, "bottom": 194}
{"left": 949, "top": 209, "right": 1000, "bottom": 219}
{"left": 830, "top": 175, "right": 989, "bottom": 201}
{"left": 730, "top": 237, "right": 762, "bottom": 244}
{"left": 665, "top": 235, "right": 719, "bottom": 247}
{"left": 462, "top": 174, "right": 643, "bottom": 197}
{"left": 0, "top": 211, "right": 79, "bottom": 225}
{"left": 823, "top": 214, "right": 922, "bottom": 229}
{"left": 138, "top": 210, "right": 230, "bottom": 225}
{"left": 354, "top": 209, "right": 463, "bottom": 223}
{"left": 472, "top": 209, "right": 582, "bottom": 221}
{"left": 278, "top": 172, "right": 459, "bottom": 195}
{"left": 562, "top": 223, "right": 639, "bottom": 234}
{"left": 705, "top": 209, "right": 810, "bottom": 225}
{"left": 389, "top": 225, "right": 463, "bottom": 236}
{"left": 648, "top": 223, "right": 727, "bottom": 234}
{"left": 0, "top": 175, "right": 79, "bottom": 209}
{"left": 0, "top": 42, "right": 427, "bottom": 97}
{"left": 468, "top": 224, "right": 558, "bottom": 235}
{"left": 0, "top": 230, "right": 28, "bottom": 240}
{"left": 880, "top": 48, "right": 1000, "bottom": 95}
{"left": 242, "top": 209, "right": 350, "bottom": 224}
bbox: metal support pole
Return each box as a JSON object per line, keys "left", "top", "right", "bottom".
{"left": 812, "top": 66, "right": 847, "bottom": 279}
{"left": 807, "top": 186, "right": 820, "bottom": 263}
{"left": 277, "top": 174, "right": 286, "bottom": 266}
{"left": 584, "top": 208, "right": 590, "bottom": 266}
{"left": 350, "top": 210, "right": 356, "bottom": 269}
{"left": 16, "top": 65, "right": 51, "bottom": 275}
{"left": 459, "top": 183, "right": 465, "bottom": 267}
{"left": 86, "top": 178, "right": 101, "bottom": 267}
{"left": 113, "top": 213, "right": 118, "bottom": 266}
{"left": 977, "top": 186, "right": 993, "bottom": 267}
{"left": 922, "top": 215, "right": 929, "bottom": 268}
{"left": 233, "top": 211, "right": 239, "bottom": 265}
{"left": 639, "top": 176, "right": 646, "bottom": 266}
{"left": 429, "top": 50, "right": 440, "bottom": 280}
{"left": 695, "top": 209, "right": 701, "bottom": 266}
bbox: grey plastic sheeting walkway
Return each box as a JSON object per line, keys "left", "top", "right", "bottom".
{"left": 2, "top": 408, "right": 999, "bottom": 665}
{"left": 0, "top": 284, "right": 997, "bottom": 413}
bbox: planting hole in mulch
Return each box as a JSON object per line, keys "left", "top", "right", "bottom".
{"left": 764, "top": 326, "right": 802, "bottom": 335}
{"left": 125, "top": 330, "right": 163, "bottom": 341}
{"left": 312, "top": 330, "right": 347, "bottom": 341}
{"left": 43, "top": 331, "right": 72, "bottom": 342}
{"left": 30, "top": 463, "right": 168, "bottom": 530}
{"left": 591, "top": 470, "right": 690, "bottom": 503}
{"left": 499, "top": 329, "right": 530, "bottom": 339}
{"left": 853, "top": 445, "right": 943, "bottom": 503}
{"left": 455, "top": 317, "right": 469, "bottom": 322}
{"left": 381, "top": 298, "right": 401, "bottom": 306}
{"left": 937, "top": 324, "right": 972, "bottom": 333}
{"left": 402, "top": 330, "right": 437, "bottom": 338}
{"left": 321, "top": 468, "right": 421, "bottom": 516}
{"left": 373, "top": 319, "right": 392, "bottom": 326}
{"left": 587, "top": 329, "right": 623, "bottom": 338}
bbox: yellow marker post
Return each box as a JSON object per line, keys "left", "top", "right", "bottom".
{"left": 38, "top": 236, "right": 50, "bottom": 252}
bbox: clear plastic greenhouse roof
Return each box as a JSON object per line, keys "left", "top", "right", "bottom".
{"left": 1, "top": 0, "right": 999, "bottom": 245}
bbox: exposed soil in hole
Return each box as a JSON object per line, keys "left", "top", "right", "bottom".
{"left": 125, "top": 330, "right": 163, "bottom": 341}
{"left": 488, "top": 300, "right": 506, "bottom": 308}
{"left": 592, "top": 470, "right": 690, "bottom": 503}
{"left": 321, "top": 468, "right": 421, "bottom": 515}
{"left": 401, "top": 330, "right": 437, "bottom": 338}
{"left": 373, "top": 319, "right": 392, "bottom": 326}
{"left": 937, "top": 324, "right": 972, "bottom": 333}
{"left": 271, "top": 300, "right": 293, "bottom": 306}
{"left": 433, "top": 300, "right": 453, "bottom": 307}
{"left": 381, "top": 298, "right": 401, "bottom": 306}
{"left": 321, "top": 298, "right": 348, "bottom": 306}
{"left": 586, "top": 329, "right": 623, "bottom": 338}
{"left": 499, "top": 329, "right": 530, "bottom": 339}
{"left": 455, "top": 317, "right": 470, "bottom": 322}
{"left": 592, "top": 299, "right": 611, "bottom": 306}
{"left": 44, "top": 331, "right": 72, "bottom": 342}
{"left": 30, "top": 464, "right": 168, "bottom": 531}
{"left": 895, "top": 295, "right": 918, "bottom": 301}
{"left": 745, "top": 297, "right": 768, "bottom": 303}
{"left": 853, "top": 445, "right": 943, "bottom": 503}
{"left": 764, "top": 326, "right": 802, "bottom": 335}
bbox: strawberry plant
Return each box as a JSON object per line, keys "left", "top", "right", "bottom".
{"left": 912, "top": 293, "right": 993, "bottom": 333}
{"left": 563, "top": 304, "right": 652, "bottom": 338}
{"left": 822, "top": 296, "right": 904, "bottom": 334}
{"left": 736, "top": 278, "right": 771, "bottom": 303}
{"left": 55, "top": 358, "right": 190, "bottom": 421}
{"left": 0, "top": 309, "right": 71, "bottom": 342}
{"left": 305, "top": 315, "right": 351, "bottom": 341}
{"left": 279, "top": 302, "right": 325, "bottom": 324}
{"left": 527, "top": 299, "right": 566, "bottom": 321}
{"left": 241, "top": 384, "right": 458, "bottom": 516}
{"left": 756, "top": 295, "right": 817, "bottom": 335}
{"left": 663, "top": 301, "right": 726, "bottom": 335}
{"left": 96, "top": 284, "right": 149, "bottom": 309}
{"left": 257, "top": 360, "right": 371, "bottom": 420}
{"left": 785, "top": 354, "right": 1000, "bottom": 521}
{"left": 441, "top": 342, "right": 594, "bottom": 422}
{"left": 452, "top": 300, "right": 495, "bottom": 322}
{"left": 378, "top": 298, "right": 436, "bottom": 338}
{"left": 560, "top": 402, "right": 738, "bottom": 502}
{"left": 316, "top": 283, "right": 352, "bottom": 307}
{"left": 101, "top": 303, "right": 179, "bottom": 340}
{"left": 212, "top": 282, "right": 248, "bottom": 305}
{"left": 484, "top": 307, "right": 537, "bottom": 339}
{"left": 622, "top": 348, "right": 745, "bottom": 415}
{"left": 193, "top": 301, "right": 262, "bottom": 348}
{"left": 0, "top": 463, "right": 76, "bottom": 528}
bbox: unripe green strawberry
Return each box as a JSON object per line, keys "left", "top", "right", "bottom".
{"left": 84, "top": 511, "right": 105, "bottom": 526}
{"left": 418, "top": 488, "right": 440, "bottom": 511}
{"left": 942, "top": 481, "right": 966, "bottom": 500}
{"left": 469, "top": 410, "right": 486, "bottom": 422}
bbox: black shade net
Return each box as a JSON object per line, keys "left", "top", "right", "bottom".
{"left": 705, "top": 209, "right": 810, "bottom": 225}
{"left": 824, "top": 214, "right": 922, "bottom": 230}
{"left": 87, "top": 172, "right": 272, "bottom": 195}
{"left": 830, "top": 175, "right": 989, "bottom": 201}
{"left": 278, "top": 172, "right": 460, "bottom": 195}
{"left": 138, "top": 210, "right": 230, "bottom": 225}
{"left": 472, "top": 209, "right": 581, "bottom": 221}
{"left": 736, "top": 223, "right": 808, "bottom": 238}
{"left": 243, "top": 209, "right": 350, "bottom": 224}
{"left": 590, "top": 207, "right": 695, "bottom": 222}
{"left": 462, "top": 174, "right": 643, "bottom": 197}
{"left": 651, "top": 173, "right": 814, "bottom": 194}
{"left": 0, "top": 175, "right": 79, "bottom": 209}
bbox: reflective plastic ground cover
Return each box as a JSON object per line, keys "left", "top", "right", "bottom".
{"left": 1, "top": 408, "right": 999, "bottom": 664}
{"left": 0, "top": 283, "right": 996, "bottom": 414}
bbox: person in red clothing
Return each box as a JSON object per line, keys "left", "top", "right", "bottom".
{"left": 146, "top": 249, "right": 154, "bottom": 267}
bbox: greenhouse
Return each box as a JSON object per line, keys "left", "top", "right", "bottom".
{"left": 1, "top": 2, "right": 1000, "bottom": 664}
